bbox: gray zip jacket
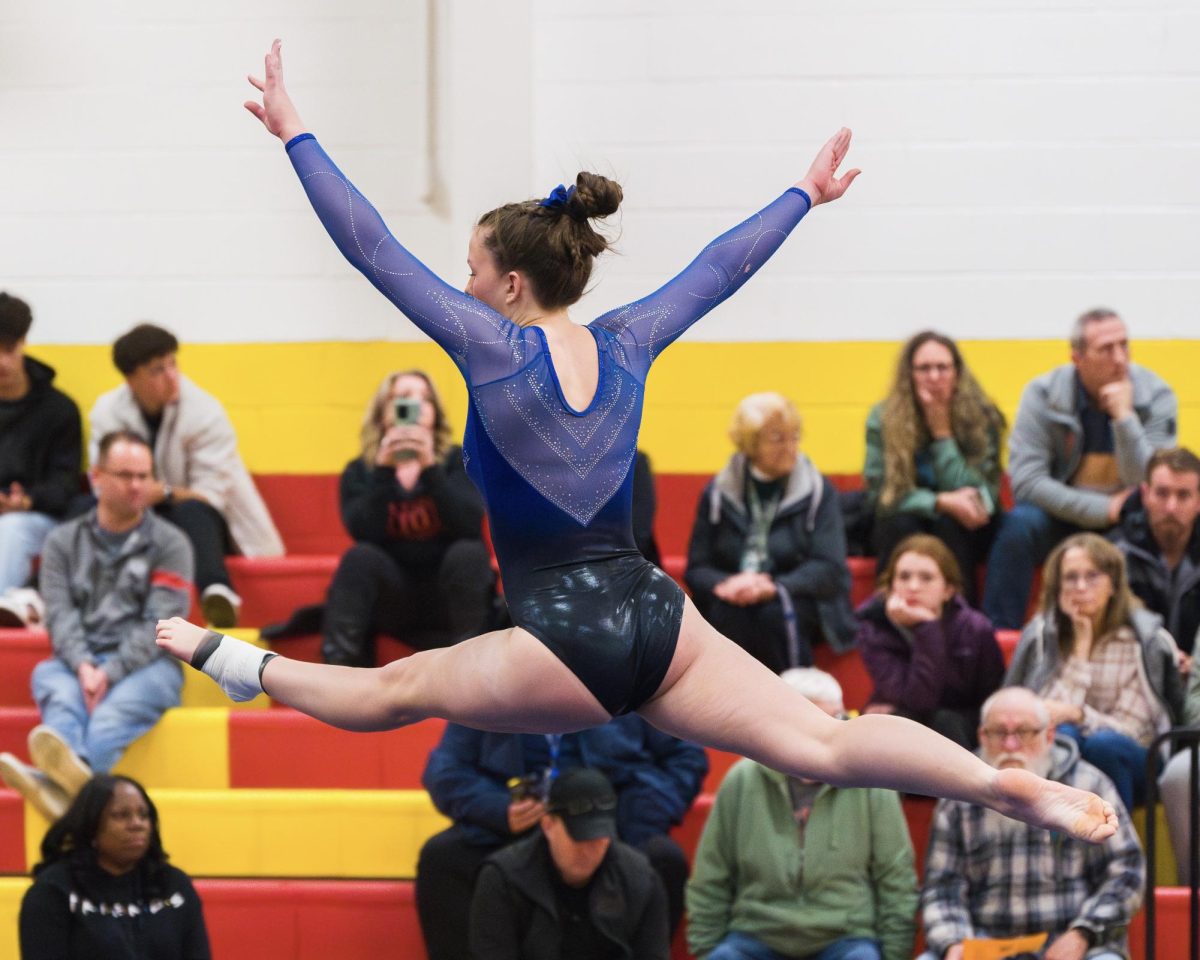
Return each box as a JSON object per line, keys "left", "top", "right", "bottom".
{"left": 1008, "top": 362, "right": 1176, "bottom": 529}
{"left": 1004, "top": 607, "right": 1185, "bottom": 738}
{"left": 38, "top": 510, "right": 193, "bottom": 685}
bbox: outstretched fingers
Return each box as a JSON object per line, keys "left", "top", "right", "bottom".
{"left": 155, "top": 616, "right": 206, "bottom": 664}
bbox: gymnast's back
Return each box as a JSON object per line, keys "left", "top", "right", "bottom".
{"left": 285, "top": 133, "right": 811, "bottom": 601}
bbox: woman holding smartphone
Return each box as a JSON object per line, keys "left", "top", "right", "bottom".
{"left": 322, "top": 369, "right": 497, "bottom": 665}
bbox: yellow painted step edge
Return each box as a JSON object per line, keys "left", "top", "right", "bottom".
{"left": 23, "top": 789, "right": 448, "bottom": 880}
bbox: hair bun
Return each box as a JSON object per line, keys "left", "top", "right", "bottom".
{"left": 568, "top": 172, "right": 622, "bottom": 221}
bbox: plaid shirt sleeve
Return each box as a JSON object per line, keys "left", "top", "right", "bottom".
{"left": 1071, "top": 766, "right": 1146, "bottom": 942}
{"left": 920, "top": 798, "right": 976, "bottom": 955}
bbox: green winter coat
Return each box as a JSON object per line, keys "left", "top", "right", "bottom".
{"left": 863, "top": 403, "right": 1002, "bottom": 520}
{"left": 686, "top": 759, "right": 917, "bottom": 960}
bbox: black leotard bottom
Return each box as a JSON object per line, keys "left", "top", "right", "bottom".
{"left": 509, "top": 553, "right": 686, "bottom": 716}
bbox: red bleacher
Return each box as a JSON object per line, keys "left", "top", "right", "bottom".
{"left": 0, "top": 472, "right": 1187, "bottom": 959}
{"left": 191, "top": 879, "right": 1191, "bottom": 960}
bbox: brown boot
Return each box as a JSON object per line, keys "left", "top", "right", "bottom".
{"left": 0, "top": 753, "right": 69, "bottom": 822}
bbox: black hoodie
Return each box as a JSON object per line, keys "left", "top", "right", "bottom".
{"left": 0, "top": 355, "right": 82, "bottom": 517}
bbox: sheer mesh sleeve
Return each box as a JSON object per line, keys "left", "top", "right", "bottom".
{"left": 593, "top": 188, "right": 811, "bottom": 378}
{"left": 285, "top": 134, "right": 525, "bottom": 383}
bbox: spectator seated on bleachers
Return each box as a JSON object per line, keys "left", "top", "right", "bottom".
{"left": 1111, "top": 446, "right": 1200, "bottom": 658}
{"left": 687, "top": 667, "right": 917, "bottom": 960}
{"left": 468, "top": 768, "right": 669, "bottom": 960}
{"left": 1005, "top": 533, "right": 1184, "bottom": 812}
{"left": 89, "top": 323, "right": 284, "bottom": 628}
{"left": 0, "top": 431, "right": 192, "bottom": 820}
{"left": 416, "top": 714, "right": 706, "bottom": 960}
{"left": 317, "top": 369, "right": 496, "bottom": 666}
{"left": 919, "top": 687, "right": 1143, "bottom": 960}
{"left": 857, "top": 534, "right": 1004, "bottom": 750}
{"left": 0, "top": 291, "right": 82, "bottom": 602}
{"left": 1159, "top": 664, "right": 1200, "bottom": 886}
{"left": 685, "top": 392, "right": 855, "bottom": 674}
{"left": 863, "top": 330, "right": 1005, "bottom": 606}
{"left": 19, "top": 774, "right": 211, "bottom": 960}
{"left": 983, "top": 307, "right": 1178, "bottom": 629}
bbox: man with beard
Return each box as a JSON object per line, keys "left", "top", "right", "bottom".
{"left": 919, "top": 687, "right": 1143, "bottom": 960}
{"left": 1111, "top": 447, "right": 1200, "bottom": 657}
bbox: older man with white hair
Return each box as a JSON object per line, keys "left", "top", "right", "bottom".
{"left": 687, "top": 667, "right": 917, "bottom": 960}
{"left": 920, "top": 687, "right": 1144, "bottom": 960}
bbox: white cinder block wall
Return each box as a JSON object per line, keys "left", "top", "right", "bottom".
{"left": 2, "top": 0, "right": 1196, "bottom": 344}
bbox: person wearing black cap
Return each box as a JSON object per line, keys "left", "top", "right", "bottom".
{"left": 468, "top": 768, "right": 670, "bottom": 960}
{"left": 416, "top": 716, "right": 704, "bottom": 960}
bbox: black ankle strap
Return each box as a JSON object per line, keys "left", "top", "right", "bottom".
{"left": 191, "top": 631, "right": 224, "bottom": 669}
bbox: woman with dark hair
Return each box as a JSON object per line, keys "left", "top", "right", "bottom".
{"left": 864, "top": 330, "right": 1005, "bottom": 602}
{"left": 321, "top": 368, "right": 496, "bottom": 665}
{"left": 857, "top": 534, "right": 1004, "bottom": 748}
{"left": 157, "top": 41, "right": 1119, "bottom": 847}
{"left": 19, "top": 774, "right": 210, "bottom": 960}
{"left": 1006, "top": 532, "right": 1185, "bottom": 810}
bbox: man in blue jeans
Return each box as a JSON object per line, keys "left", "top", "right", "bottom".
{"left": 0, "top": 291, "right": 82, "bottom": 600}
{"left": 983, "top": 308, "right": 1177, "bottom": 628}
{"left": 0, "top": 430, "right": 193, "bottom": 819}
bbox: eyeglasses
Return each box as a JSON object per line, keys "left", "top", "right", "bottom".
{"left": 100, "top": 469, "right": 151, "bottom": 484}
{"left": 979, "top": 726, "right": 1046, "bottom": 744}
{"left": 1062, "top": 570, "right": 1108, "bottom": 589}
{"left": 912, "top": 363, "right": 955, "bottom": 376}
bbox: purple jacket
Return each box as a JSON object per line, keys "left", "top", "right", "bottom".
{"left": 856, "top": 594, "right": 1004, "bottom": 716}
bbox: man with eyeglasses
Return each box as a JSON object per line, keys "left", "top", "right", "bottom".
{"left": 469, "top": 767, "right": 670, "bottom": 960}
{"left": 687, "top": 668, "right": 917, "bottom": 960}
{"left": 89, "top": 323, "right": 284, "bottom": 627}
{"left": 983, "top": 308, "right": 1177, "bottom": 629}
{"left": 0, "top": 431, "right": 193, "bottom": 821}
{"left": 919, "top": 687, "right": 1144, "bottom": 960}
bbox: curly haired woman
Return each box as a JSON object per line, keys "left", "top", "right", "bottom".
{"left": 864, "top": 331, "right": 1005, "bottom": 603}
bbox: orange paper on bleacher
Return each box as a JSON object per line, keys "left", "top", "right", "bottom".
{"left": 962, "top": 932, "right": 1048, "bottom": 960}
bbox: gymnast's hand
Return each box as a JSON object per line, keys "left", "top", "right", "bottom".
{"left": 796, "top": 128, "right": 861, "bottom": 206}
{"left": 245, "top": 39, "right": 306, "bottom": 143}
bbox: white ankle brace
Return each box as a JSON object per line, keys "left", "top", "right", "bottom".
{"left": 198, "top": 633, "right": 274, "bottom": 703}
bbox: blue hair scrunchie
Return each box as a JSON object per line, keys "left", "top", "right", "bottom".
{"left": 539, "top": 183, "right": 575, "bottom": 209}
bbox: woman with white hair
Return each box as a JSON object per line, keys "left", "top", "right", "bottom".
{"left": 685, "top": 393, "right": 855, "bottom": 673}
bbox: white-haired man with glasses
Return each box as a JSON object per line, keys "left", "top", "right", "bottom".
{"left": 687, "top": 667, "right": 917, "bottom": 960}
{"left": 920, "top": 687, "right": 1144, "bottom": 960}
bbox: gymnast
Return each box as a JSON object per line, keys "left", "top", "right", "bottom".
{"left": 158, "top": 40, "right": 1117, "bottom": 843}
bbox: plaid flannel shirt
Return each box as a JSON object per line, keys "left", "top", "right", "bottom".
{"left": 920, "top": 740, "right": 1144, "bottom": 959}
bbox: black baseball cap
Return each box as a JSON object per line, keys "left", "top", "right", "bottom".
{"left": 547, "top": 768, "right": 617, "bottom": 841}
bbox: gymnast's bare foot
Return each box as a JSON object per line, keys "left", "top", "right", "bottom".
{"left": 156, "top": 617, "right": 210, "bottom": 665}
{"left": 992, "top": 767, "right": 1118, "bottom": 843}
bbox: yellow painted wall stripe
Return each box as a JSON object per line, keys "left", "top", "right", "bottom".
{"left": 31, "top": 340, "right": 1200, "bottom": 475}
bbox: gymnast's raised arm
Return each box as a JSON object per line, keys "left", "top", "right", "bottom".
{"left": 594, "top": 129, "right": 861, "bottom": 374}
{"left": 245, "top": 39, "right": 510, "bottom": 369}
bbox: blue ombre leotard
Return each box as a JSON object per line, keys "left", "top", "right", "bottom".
{"left": 286, "top": 133, "right": 812, "bottom": 714}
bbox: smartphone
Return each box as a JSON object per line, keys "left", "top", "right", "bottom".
{"left": 391, "top": 398, "right": 422, "bottom": 462}
{"left": 976, "top": 485, "right": 995, "bottom": 515}
{"left": 393, "top": 397, "right": 421, "bottom": 425}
